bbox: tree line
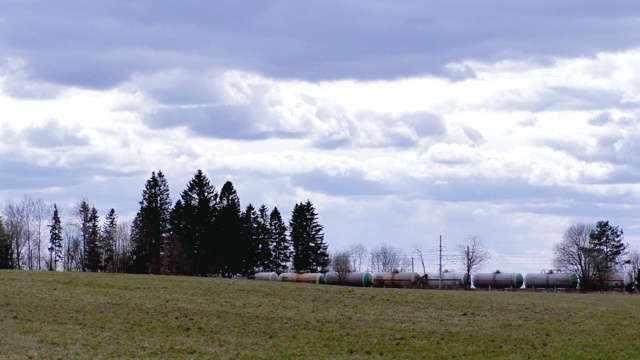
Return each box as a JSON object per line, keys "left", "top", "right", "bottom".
{"left": 0, "top": 170, "right": 330, "bottom": 277}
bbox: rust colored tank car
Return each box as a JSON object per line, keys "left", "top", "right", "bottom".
{"left": 254, "top": 272, "right": 279, "bottom": 281}
{"left": 603, "top": 272, "right": 634, "bottom": 291}
{"left": 473, "top": 271, "right": 524, "bottom": 289}
{"left": 277, "top": 272, "right": 325, "bottom": 284}
{"left": 372, "top": 272, "right": 421, "bottom": 288}
{"left": 324, "top": 272, "right": 374, "bottom": 287}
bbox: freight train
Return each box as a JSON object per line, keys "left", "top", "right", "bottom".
{"left": 255, "top": 269, "right": 635, "bottom": 292}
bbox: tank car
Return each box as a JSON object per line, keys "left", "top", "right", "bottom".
{"left": 603, "top": 272, "right": 634, "bottom": 291}
{"left": 278, "top": 272, "right": 325, "bottom": 284}
{"left": 473, "top": 271, "right": 524, "bottom": 289}
{"left": 524, "top": 271, "right": 578, "bottom": 290}
{"left": 324, "top": 272, "right": 374, "bottom": 287}
{"left": 372, "top": 272, "right": 421, "bottom": 288}
{"left": 254, "top": 272, "right": 279, "bottom": 281}
{"left": 425, "top": 270, "right": 470, "bottom": 289}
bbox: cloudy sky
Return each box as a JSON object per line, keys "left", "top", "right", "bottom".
{"left": 2, "top": 1, "right": 640, "bottom": 274}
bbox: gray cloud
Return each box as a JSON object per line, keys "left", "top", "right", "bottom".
{"left": 291, "top": 170, "right": 391, "bottom": 197}
{"left": 3, "top": 1, "right": 640, "bottom": 90}
{"left": 22, "top": 119, "right": 89, "bottom": 148}
{"left": 147, "top": 105, "right": 265, "bottom": 140}
{"left": 462, "top": 126, "right": 484, "bottom": 147}
{"left": 588, "top": 112, "right": 614, "bottom": 126}
{"left": 397, "top": 112, "right": 447, "bottom": 138}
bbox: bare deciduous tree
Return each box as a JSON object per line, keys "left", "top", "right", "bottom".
{"left": 30, "top": 197, "right": 52, "bottom": 271}
{"left": 370, "top": 244, "right": 408, "bottom": 272}
{"left": 627, "top": 248, "right": 640, "bottom": 289}
{"left": 348, "top": 243, "right": 367, "bottom": 272}
{"left": 411, "top": 243, "right": 427, "bottom": 275}
{"left": 3, "top": 199, "right": 26, "bottom": 270}
{"left": 115, "top": 221, "right": 131, "bottom": 273}
{"left": 331, "top": 250, "right": 352, "bottom": 284}
{"left": 553, "top": 223, "right": 598, "bottom": 291}
{"left": 456, "top": 235, "right": 491, "bottom": 288}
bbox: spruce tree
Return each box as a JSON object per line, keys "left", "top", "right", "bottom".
{"left": 130, "top": 170, "right": 173, "bottom": 274}
{"left": 254, "top": 204, "right": 272, "bottom": 273}
{"left": 85, "top": 207, "right": 102, "bottom": 272}
{"left": 77, "top": 200, "right": 91, "bottom": 271}
{"left": 269, "top": 207, "right": 290, "bottom": 274}
{"left": 240, "top": 204, "right": 258, "bottom": 275}
{"left": 172, "top": 170, "right": 218, "bottom": 276}
{"left": 589, "top": 220, "right": 628, "bottom": 289}
{"left": 217, "top": 181, "right": 243, "bottom": 277}
{"left": 0, "top": 216, "right": 13, "bottom": 270}
{"left": 48, "top": 204, "right": 63, "bottom": 271}
{"left": 102, "top": 208, "right": 117, "bottom": 272}
{"left": 289, "top": 200, "right": 329, "bottom": 273}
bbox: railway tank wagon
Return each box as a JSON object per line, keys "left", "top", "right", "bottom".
{"left": 473, "top": 271, "right": 524, "bottom": 289}
{"left": 324, "top": 272, "right": 374, "bottom": 287}
{"left": 524, "top": 271, "right": 578, "bottom": 290}
{"left": 278, "top": 272, "right": 326, "bottom": 284}
{"left": 603, "top": 272, "right": 634, "bottom": 291}
{"left": 372, "top": 272, "right": 421, "bottom": 288}
{"left": 254, "top": 272, "right": 279, "bottom": 281}
{"left": 425, "top": 270, "right": 470, "bottom": 289}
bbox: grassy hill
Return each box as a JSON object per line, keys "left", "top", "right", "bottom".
{"left": 0, "top": 270, "right": 638, "bottom": 359}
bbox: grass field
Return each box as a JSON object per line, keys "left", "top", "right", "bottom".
{"left": 0, "top": 270, "right": 638, "bottom": 359}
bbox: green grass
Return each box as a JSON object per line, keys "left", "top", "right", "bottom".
{"left": 0, "top": 271, "right": 638, "bottom": 359}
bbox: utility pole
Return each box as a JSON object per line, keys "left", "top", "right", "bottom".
{"left": 439, "top": 235, "right": 442, "bottom": 290}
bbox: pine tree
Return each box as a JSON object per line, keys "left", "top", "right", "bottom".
{"left": 101, "top": 208, "right": 117, "bottom": 272}
{"left": 254, "top": 204, "right": 272, "bottom": 273}
{"left": 289, "top": 200, "right": 329, "bottom": 273}
{"left": 589, "top": 220, "right": 628, "bottom": 290}
{"left": 130, "top": 170, "right": 173, "bottom": 274}
{"left": 85, "top": 207, "right": 102, "bottom": 272}
{"left": 217, "top": 181, "right": 243, "bottom": 277}
{"left": 240, "top": 204, "right": 256, "bottom": 275}
{"left": 269, "top": 207, "right": 290, "bottom": 274}
{"left": 0, "top": 216, "right": 13, "bottom": 269}
{"left": 48, "top": 204, "right": 63, "bottom": 271}
{"left": 77, "top": 200, "right": 91, "bottom": 271}
{"left": 172, "top": 170, "right": 218, "bottom": 276}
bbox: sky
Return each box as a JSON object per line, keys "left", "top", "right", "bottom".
{"left": 2, "top": 1, "right": 640, "bottom": 275}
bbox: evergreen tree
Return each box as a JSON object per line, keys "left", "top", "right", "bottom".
{"left": 48, "top": 204, "right": 63, "bottom": 271}
{"left": 0, "top": 216, "right": 13, "bottom": 269}
{"left": 217, "top": 181, "right": 243, "bottom": 277}
{"left": 172, "top": 170, "right": 218, "bottom": 276}
{"left": 289, "top": 200, "right": 329, "bottom": 273}
{"left": 254, "top": 204, "right": 272, "bottom": 273}
{"left": 77, "top": 200, "right": 91, "bottom": 271}
{"left": 101, "top": 208, "right": 117, "bottom": 272}
{"left": 269, "top": 207, "right": 290, "bottom": 274}
{"left": 85, "top": 207, "right": 102, "bottom": 272}
{"left": 589, "top": 220, "right": 628, "bottom": 290}
{"left": 130, "top": 170, "right": 173, "bottom": 274}
{"left": 240, "top": 204, "right": 257, "bottom": 275}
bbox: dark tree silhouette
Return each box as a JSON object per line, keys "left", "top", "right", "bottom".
{"left": 48, "top": 204, "right": 63, "bottom": 271}
{"left": 0, "top": 215, "right": 13, "bottom": 269}
{"left": 269, "top": 207, "right": 290, "bottom": 274}
{"left": 130, "top": 170, "right": 172, "bottom": 274}
{"left": 289, "top": 200, "right": 329, "bottom": 273}
{"left": 101, "top": 208, "right": 117, "bottom": 272}
{"left": 590, "top": 220, "right": 628, "bottom": 289}
{"left": 217, "top": 181, "right": 243, "bottom": 277}
{"left": 172, "top": 170, "right": 218, "bottom": 276}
